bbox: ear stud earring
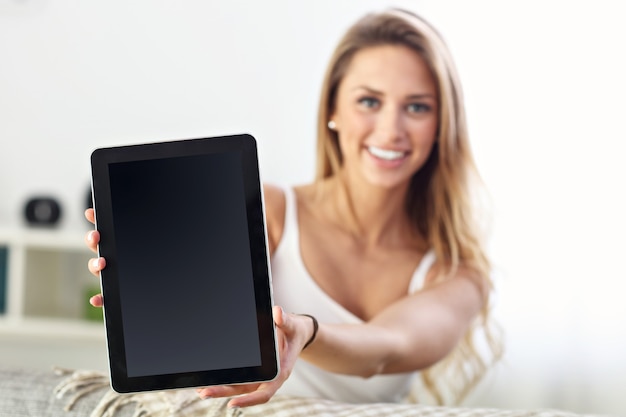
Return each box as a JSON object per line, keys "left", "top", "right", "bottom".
{"left": 327, "top": 120, "right": 337, "bottom": 130}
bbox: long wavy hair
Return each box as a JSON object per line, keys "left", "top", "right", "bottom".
{"left": 315, "top": 8, "right": 503, "bottom": 405}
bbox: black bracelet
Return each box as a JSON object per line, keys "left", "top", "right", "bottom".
{"left": 299, "top": 314, "right": 318, "bottom": 350}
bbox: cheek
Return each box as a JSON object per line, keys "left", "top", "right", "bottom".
{"left": 409, "top": 120, "right": 439, "bottom": 162}
{"left": 337, "top": 114, "right": 374, "bottom": 148}
{"left": 411, "top": 120, "right": 438, "bottom": 146}
{"left": 344, "top": 111, "right": 374, "bottom": 134}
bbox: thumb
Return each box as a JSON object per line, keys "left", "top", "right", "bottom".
{"left": 273, "top": 305, "right": 297, "bottom": 333}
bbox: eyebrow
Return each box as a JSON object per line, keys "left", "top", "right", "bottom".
{"left": 353, "top": 86, "right": 436, "bottom": 100}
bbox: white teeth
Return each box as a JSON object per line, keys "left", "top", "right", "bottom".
{"left": 368, "top": 146, "right": 406, "bottom": 161}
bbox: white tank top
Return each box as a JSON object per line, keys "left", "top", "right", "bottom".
{"left": 272, "top": 188, "right": 436, "bottom": 403}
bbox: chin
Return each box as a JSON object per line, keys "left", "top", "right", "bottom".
{"left": 361, "top": 171, "right": 412, "bottom": 190}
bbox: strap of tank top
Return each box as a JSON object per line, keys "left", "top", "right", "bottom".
{"left": 408, "top": 249, "right": 436, "bottom": 293}
{"left": 283, "top": 187, "right": 297, "bottom": 231}
{"left": 274, "top": 187, "right": 297, "bottom": 254}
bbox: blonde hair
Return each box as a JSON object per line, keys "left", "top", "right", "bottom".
{"left": 315, "top": 8, "right": 503, "bottom": 405}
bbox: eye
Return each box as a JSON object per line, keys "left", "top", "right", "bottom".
{"left": 357, "top": 96, "right": 380, "bottom": 109}
{"left": 406, "top": 103, "right": 432, "bottom": 113}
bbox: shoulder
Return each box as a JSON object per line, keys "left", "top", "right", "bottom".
{"left": 263, "top": 183, "right": 286, "bottom": 255}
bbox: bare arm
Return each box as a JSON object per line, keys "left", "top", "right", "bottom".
{"left": 300, "top": 269, "right": 486, "bottom": 377}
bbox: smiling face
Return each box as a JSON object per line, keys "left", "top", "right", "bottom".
{"left": 330, "top": 44, "right": 439, "bottom": 189}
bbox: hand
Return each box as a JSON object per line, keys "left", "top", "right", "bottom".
{"left": 84, "top": 208, "right": 106, "bottom": 307}
{"left": 196, "top": 306, "right": 314, "bottom": 408}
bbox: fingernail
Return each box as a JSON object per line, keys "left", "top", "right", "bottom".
{"left": 196, "top": 389, "right": 211, "bottom": 399}
{"left": 199, "top": 389, "right": 214, "bottom": 398}
{"left": 92, "top": 258, "right": 100, "bottom": 269}
{"left": 88, "top": 231, "right": 96, "bottom": 241}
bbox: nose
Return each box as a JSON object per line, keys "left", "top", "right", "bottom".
{"left": 375, "top": 105, "right": 406, "bottom": 144}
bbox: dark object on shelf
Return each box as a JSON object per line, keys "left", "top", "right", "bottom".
{"left": 0, "top": 246, "right": 7, "bottom": 314}
{"left": 86, "top": 186, "right": 93, "bottom": 210}
{"left": 24, "top": 197, "right": 62, "bottom": 226}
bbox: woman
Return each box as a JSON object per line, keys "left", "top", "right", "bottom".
{"left": 86, "top": 7, "right": 501, "bottom": 409}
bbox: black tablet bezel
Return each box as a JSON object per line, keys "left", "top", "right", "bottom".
{"left": 90, "top": 134, "right": 278, "bottom": 393}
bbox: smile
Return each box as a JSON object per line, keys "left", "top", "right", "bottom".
{"left": 367, "top": 146, "right": 408, "bottom": 161}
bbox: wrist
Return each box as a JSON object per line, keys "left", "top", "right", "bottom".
{"left": 298, "top": 314, "right": 318, "bottom": 350}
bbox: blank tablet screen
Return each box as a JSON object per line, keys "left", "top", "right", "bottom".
{"left": 91, "top": 134, "right": 278, "bottom": 392}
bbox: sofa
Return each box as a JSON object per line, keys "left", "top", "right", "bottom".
{"left": 0, "top": 366, "right": 612, "bottom": 417}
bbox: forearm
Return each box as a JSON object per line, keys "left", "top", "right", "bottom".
{"left": 298, "top": 277, "right": 483, "bottom": 377}
{"left": 299, "top": 313, "right": 457, "bottom": 377}
{"left": 299, "top": 322, "right": 404, "bottom": 377}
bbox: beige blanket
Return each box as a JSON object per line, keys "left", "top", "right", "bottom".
{"left": 52, "top": 368, "right": 607, "bottom": 417}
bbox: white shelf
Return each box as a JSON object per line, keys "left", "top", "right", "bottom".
{"left": 0, "top": 226, "right": 105, "bottom": 372}
{"left": 0, "top": 227, "right": 89, "bottom": 251}
{"left": 0, "top": 316, "right": 104, "bottom": 340}
{"left": 0, "top": 225, "right": 108, "bottom": 371}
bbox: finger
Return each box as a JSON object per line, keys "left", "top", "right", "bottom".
{"left": 85, "top": 208, "right": 95, "bottom": 224}
{"left": 197, "top": 384, "right": 258, "bottom": 399}
{"left": 273, "top": 305, "right": 285, "bottom": 326}
{"left": 274, "top": 305, "right": 297, "bottom": 334}
{"left": 85, "top": 230, "right": 100, "bottom": 253}
{"left": 227, "top": 382, "right": 278, "bottom": 408}
{"left": 88, "top": 257, "right": 106, "bottom": 277}
{"left": 89, "top": 294, "right": 103, "bottom": 307}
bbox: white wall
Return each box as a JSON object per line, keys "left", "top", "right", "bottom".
{"left": 1, "top": 1, "right": 625, "bottom": 415}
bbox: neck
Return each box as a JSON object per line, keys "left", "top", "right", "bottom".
{"left": 323, "top": 173, "right": 415, "bottom": 248}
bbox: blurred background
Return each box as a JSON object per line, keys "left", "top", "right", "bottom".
{"left": 1, "top": 0, "right": 625, "bottom": 415}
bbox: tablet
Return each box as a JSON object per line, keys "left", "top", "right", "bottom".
{"left": 90, "top": 134, "right": 279, "bottom": 393}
